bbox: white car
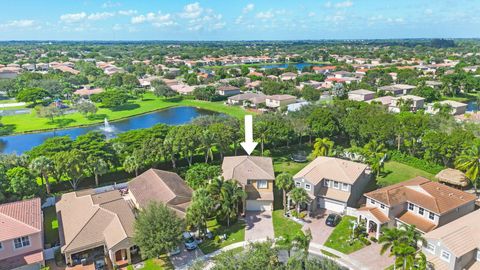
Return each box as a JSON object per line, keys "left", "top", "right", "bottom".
{"left": 183, "top": 232, "right": 197, "bottom": 250}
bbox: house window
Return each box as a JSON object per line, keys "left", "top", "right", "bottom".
{"left": 426, "top": 243, "right": 435, "bottom": 254}
{"left": 408, "top": 203, "right": 414, "bottom": 211}
{"left": 305, "top": 184, "right": 311, "bottom": 191}
{"left": 257, "top": 180, "right": 268, "bottom": 189}
{"left": 429, "top": 212, "right": 435, "bottom": 220}
{"left": 476, "top": 250, "right": 480, "bottom": 261}
{"left": 13, "top": 236, "right": 30, "bottom": 249}
{"left": 295, "top": 181, "right": 301, "bottom": 187}
{"left": 0, "top": 242, "right": 2, "bottom": 250}
{"left": 380, "top": 204, "right": 385, "bottom": 209}
{"left": 441, "top": 250, "right": 451, "bottom": 262}
{"left": 323, "top": 180, "right": 329, "bottom": 187}
{"left": 341, "top": 183, "right": 349, "bottom": 191}
{"left": 333, "top": 181, "right": 340, "bottom": 189}
{"left": 370, "top": 199, "right": 375, "bottom": 205}
{"left": 418, "top": 207, "right": 425, "bottom": 215}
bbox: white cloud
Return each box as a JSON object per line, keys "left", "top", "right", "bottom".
{"left": 113, "top": 24, "right": 123, "bottom": 31}
{"left": 335, "top": 1, "right": 353, "bottom": 8}
{"left": 102, "top": 1, "right": 121, "bottom": 8}
{"left": 118, "top": 10, "right": 137, "bottom": 16}
{"left": 180, "top": 2, "right": 203, "bottom": 19}
{"left": 308, "top": 12, "right": 316, "bottom": 17}
{"left": 235, "top": 15, "right": 244, "bottom": 24}
{"left": 131, "top": 12, "right": 175, "bottom": 27}
{"left": 256, "top": 11, "right": 274, "bottom": 20}
{"left": 243, "top": 4, "right": 255, "bottom": 13}
{"left": 425, "top": 9, "right": 433, "bottom": 15}
{"left": 60, "top": 12, "right": 87, "bottom": 23}
{"left": 0, "top": 19, "right": 38, "bottom": 29}
{"left": 87, "top": 12, "right": 115, "bottom": 20}
{"left": 325, "top": 2, "right": 332, "bottom": 8}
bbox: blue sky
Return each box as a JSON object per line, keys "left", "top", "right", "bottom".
{"left": 0, "top": 0, "right": 479, "bottom": 40}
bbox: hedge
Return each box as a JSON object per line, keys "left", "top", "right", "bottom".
{"left": 389, "top": 151, "right": 444, "bottom": 175}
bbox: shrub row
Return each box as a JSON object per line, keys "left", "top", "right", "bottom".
{"left": 389, "top": 151, "right": 444, "bottom": 175}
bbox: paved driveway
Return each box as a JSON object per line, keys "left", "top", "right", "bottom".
{"left": 302, "top": 209, "right": 334, "bottom": 245}
{"left": 349, "top": 242, "right": 394, "bottom": 270}
{"left": 245, "top": 211, "right": 274, "bottom": 242}
{"left": 169, "top": 245, "right": 204, "bottom": 270}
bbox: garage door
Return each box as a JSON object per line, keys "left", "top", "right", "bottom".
{"left": 15, "top": 263, "right": 41, "bottom": 270}
{"left": 318, "top": 199, "right": 345, "bottom": 213}
{"left": 246, "top": 200, "right": 272, "bottom": 211}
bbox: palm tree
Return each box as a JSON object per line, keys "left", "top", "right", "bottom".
{"left": 293, "top": 229, "right": 312, "bottom": 259}
{"left": 276, "top": 173, "right": 294, "bottom": 214}
{"left": 363, "top": 140, "right": 387, "bottom": 176}
{"left": 379, "top": 225, "right": 425, "bottom": 270}
{"left": 289, "top": 187, "right": 310, "bottom": 213}
{"left": 89, "top": 157, "right": 109, "bottom": 186}
{"left": 310, "top": 137, "right": 334, "bottom": 158}
{"left": 455, "top": 143, "right": 480, "bottom": 195}
{"left": 186, "top": 188, "right": 214, "bottom": 236}
{"left": 199, "top": 129, "right": 215, "bottom": 163}
{"left": 123, "top": 152, "right": 141, "bottom": 176}
{"left": 276, "top": 233, "right": 295, "bottom": 258}
{"left": 218, "top": 180, "right": 246, "bottom": 227}
{"left": 29, "top": 156, "right": 54, "bottom": 194}
{"left": 393, "top": 243, "right": 417, "bottom": 270}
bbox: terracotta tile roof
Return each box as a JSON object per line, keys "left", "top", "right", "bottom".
{"left": 397, "top": 211, "right": 437, "bottom": 233}
{"left": 294, "top": 157, "right": 367, "bottom": 185}
{"left": 222, "top": 156, "right": 275, "bottom": 186}
{"left": 365, "top": 177, "right": 476, "bottom": 214}
{"left": 425, "top": 210, "right": 480, "bottom": 257}
{"left": 0, "top": 249, "right": 44, "bottom": 270}
{"left": 0, "top": 198, "right": 42, "bottom": 242}
{"left": 56, "top": 190, "right": 135, "bottom": 253}
{"left": 357, "top": 206, "right": 390, "bottom": 224}
{"left": 128, "top": 169, "right": 192, "bottom": 217}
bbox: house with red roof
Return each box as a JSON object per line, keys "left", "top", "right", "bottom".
{"left": 0, "top": 198, "right": 44, "bottom": 270}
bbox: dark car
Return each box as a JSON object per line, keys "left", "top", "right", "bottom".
{"left": 325, "top": 213, "right": 341, "bottom": 227}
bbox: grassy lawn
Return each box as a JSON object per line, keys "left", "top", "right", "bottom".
{"left": 0, "top": 93, "right": 249, "bottom": 134}
{"left": 198, "top": 219, "right": 246, "bottom": 254}
{"left": 376, "top": 161, "right": 434, "bottom": 187}
{"left": 324, "top": 216, "right": 365, "bottom": 254}
{"left": 43, "top": 206, "right": 59, "bottom": 247}
{"left": 272, "top": 209, "right": 303, "bottom": 239}
{"left": 126, "top": 255, "right": 173, "bottom": 270}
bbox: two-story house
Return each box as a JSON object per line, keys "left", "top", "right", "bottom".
{"left": 378, "top": 84, "right": 415, "bottom": 96}
{"left": 265, "top": 94, "right": 297, "bottom": 108}
{"left": 358, "top": 177, "right": 476, "bottom": 239}
{"left": 0, "top": 198, "right": 44, "bottom": 270}
{"left": 348, "top": 89, "right": 375, "bottom": 101}
{"left": 291, "top": 157, "right": 371, "bottom": 214}
{"left": 389, "top": 95, "right": 425, "bottom": 113}
{"left": 222, "top": 156, "right": 275, "bottom": 212}
{"left": 423, "top": 209, "right": 480, "bottom": 270}
{"left": 217, "top": 85, "right": 241, "bottom": 96}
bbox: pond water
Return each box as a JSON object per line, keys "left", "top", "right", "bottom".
{"left": 261, "top": 63, "right": 318, "bottom": 70}
{"left": 0, "top": 106, "right": 219, "bottom": 154}
{"left": 467, "top": 101, "right": 478, "bottom": 112}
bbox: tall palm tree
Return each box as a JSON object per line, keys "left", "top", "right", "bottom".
{"left": 289, "top": 187, "right": 310, "bottom": 213}
{"left": 293, "top": 229, "right": 312, "bottom": 259}
{"left": 276, "top": 173, "right": 294, "bottom": 214}
{"left": 218, "top": 180, "right": 246, "bottom": 227}
{"left": 29, "top": 156, "right": 54, "bottom": 194}
{"left": 123, "top": 152, "right": 141, "bottom": 176}
{"left": 311, "top": 137, "right": 334, "bottom": 158}
{"left": 276, "top": 233, "right": 295, "bottom": 258}
{"left": 393, "top": 243, "right": 417, "bottom": 270}
{"left": 363, "top": 140, "right": 387, "bottom": 176}
{"left": 89, "top": 157, "right": 109, "bottom": 186}
{"left": 455, "top": 143, "right": 480, "bottom": 195}
{"left": 379, "top": 225, "right": 425, "bottom": 270}
{"left": 199, "top": 129, "right": 215, "bottom": 163}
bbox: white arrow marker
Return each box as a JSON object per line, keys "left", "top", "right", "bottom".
{"left": 240, "top": 115, "right": 258, "bottom": 155}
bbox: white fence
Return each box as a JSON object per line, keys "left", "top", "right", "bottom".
{"left": 93, "top": 182, "right": 128, "bottom": 194}
{"left": 345, "top": 207, "right": 359, "bottom": 218}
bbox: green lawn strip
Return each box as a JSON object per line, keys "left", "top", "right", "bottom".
{"left": 1, "top": 93, "right": 249, "bottom": 134}
{"left": 198, "top": 219, "right": 246, "bottom": 254}
{"left": 126, "top": 255, "right": 173, "bottom": 270}
{"left": 324, "top": 216, "right": 365, "bottom": 254}
{"left": 43, "top": 206, "right": 59, "bottom": 247}
{"left": 376, "top": 161, "right": 434, "bottom": 187}
{"left": 272, "top": 209, "right": 303, "bottom": 239}
{"left": 321, "top": 249, "right": 340, "bottom": 259}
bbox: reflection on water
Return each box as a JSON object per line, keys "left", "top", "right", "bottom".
{"left": 0, "top": 106, "right": 219, "bottom": 154}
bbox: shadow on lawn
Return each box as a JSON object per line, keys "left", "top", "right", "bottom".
{"left": 47, "top": 118, "right": 76, "bottom": 128}
{"left": 87, "top": 113, "right": 107, "bottom": 121}
{"left": 110, "top": 103, "right": 140, "bottom": 111}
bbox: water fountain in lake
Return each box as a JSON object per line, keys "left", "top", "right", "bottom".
{"left": 100, "top": 118, "right": 115, "bottom": 133}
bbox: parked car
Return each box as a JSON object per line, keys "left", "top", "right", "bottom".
{"left": 325, "top": 213, "right": 341, "bottom": 227}
{"left": 168, "top": 245, "right": 181, "bottom": 256}
{"left": 183, "top": 232, "right": 198, "bottom": 250}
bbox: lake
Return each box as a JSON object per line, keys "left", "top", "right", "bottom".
{"left": 0, "top": 106, "right": 219, "bottom": 154}
{"left": 261, "top": 63, "right": 317, "bottom": 70}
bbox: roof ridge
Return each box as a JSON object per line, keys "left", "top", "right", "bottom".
{"left": 0, "top": 212, "right": 41, "bottom": 234}
{"left": 239, "top": 156, "right": 272, "bottom": 178}
{"left": 334, "top": 158, "right": 353, "bottom": 181}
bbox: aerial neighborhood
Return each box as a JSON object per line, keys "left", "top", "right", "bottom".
{"left": 0, "top": 30, "right": 480, "bottom": 270}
